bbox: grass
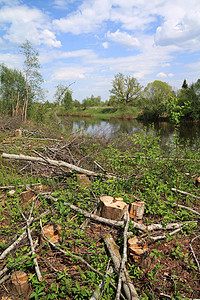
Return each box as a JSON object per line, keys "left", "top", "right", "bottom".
{"left": 56, "top": 105, "right": 141, "bottom": 120}
{"left": 0, "top": 120, "right": 199, "bottom": 299}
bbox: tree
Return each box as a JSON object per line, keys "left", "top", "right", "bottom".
{"left": 54, "top": 83, "right": 73, "bottom": 110}
{"left": 109, "top": 73, "right": 142, "bottom": 106}
{"left": 177, "top": 82, "right": 198, "bottom": 120}
{"left": 20, "top": 40, "right": 44, "bottom": 122}
{"left": 0, "top": 64, "right": 26, "bottom": 116}
{"left": 142, "top": 80, "right": 175, "bottom": 119}
{"left": 182, "top": 79, "right": 188, "bottom": 89}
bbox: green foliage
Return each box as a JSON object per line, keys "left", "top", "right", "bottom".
{"left": 109, "top": 72, "right": 143, "bottom": 106}
{"left": 141, "top": 80, "right": 175, "bottom": 119}
{"left": 0, "top": 64, "right": 26, "bottom": 116}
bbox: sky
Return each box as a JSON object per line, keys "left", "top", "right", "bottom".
{"left": 0, "top": 0, "right": 200, "bottom": 102}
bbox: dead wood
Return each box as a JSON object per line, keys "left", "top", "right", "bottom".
{"left": 150, "top": 228, "right": 182, "bottom": 241}
{"left": 2, "top": 152, "right": 116, "bottom": 179}
{"left": 115, "top": 208, "right": 130, "bottom": 300}
{"left": 171, "top": 187, "right": 200, "bottom": 201}
{"left": 103, "top": 233, "right": 139, "bottom": 300}
{"left": 189, "top": 235, "right": 200, "bottom": 273}
{"left": 164, "top": 198, "right": 200, "bottom": 216}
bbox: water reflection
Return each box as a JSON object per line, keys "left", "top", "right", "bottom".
{"left": 61, "top": 116, "right": 200, "bottom": 146}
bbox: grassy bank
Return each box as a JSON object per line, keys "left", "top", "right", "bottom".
{"left": 56, "top": 105, "right": 142, "bottom": 120}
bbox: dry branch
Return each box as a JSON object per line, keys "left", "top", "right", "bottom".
{"left": 171, "top": 188, "right": 200, "bottom": 201}
{"left": 2, "top": 152, "right": 115, "bottom": 178}
{"left": 164, "top": 199, "right": 200, "bottom": 217}
{"left": 115, "top": 208, "right": 129, "bottom": 300}
{"left": 189, "top": 235, "right": 200, "bottom": 273}
{"left": 103, "top": 233, "right": 139, "bottom": 300}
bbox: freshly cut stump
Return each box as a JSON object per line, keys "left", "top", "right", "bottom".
{"left": 98, "top": 196, "right": 127, "bottom": 220}
{"left": 129, "top": 201, "right": 145, "bottom": 221}
{"left": 10, "top": 271, "right": 29, "bottom": 297}
{"left": 128, "top": 236, "right": 148, "bottom": 263}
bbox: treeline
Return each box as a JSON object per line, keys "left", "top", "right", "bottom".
{"left": 1, "top": 41, "right": 200, "bottom": 122}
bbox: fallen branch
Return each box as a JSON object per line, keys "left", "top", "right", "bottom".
{"left": 150, "top": 228, "right": 182, "bottom": 242}
{"left": 103, "top": 233, "right": 139, "bottom": 300}
{"left": 171, "top": 188, "right": 200, "bottom": 201}
{"left": 115, "top": 208, "right": 129, "bottom": 300}
{"left": 189, "top": 235, "right": 200, "bottom": 273}
{"left": 0, "top": 218, "right": 33, "bottom": 261}
{"left": 21, "top": 197, "right": 42, "bottom": 281}
{"left": 164, "top": 199, "right": 200, "bottom": 217}
{"left": 2, "top": 152, "right": 116, "bottom": 179}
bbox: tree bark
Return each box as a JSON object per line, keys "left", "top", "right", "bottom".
{"left": 2, "top": 152, "right": 115, "bottom": 179}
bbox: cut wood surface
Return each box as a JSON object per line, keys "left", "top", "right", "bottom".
{"left": 98, "top": 195, "right": 127, "bottom": 220}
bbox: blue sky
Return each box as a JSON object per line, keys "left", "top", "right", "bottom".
{"left": 0, "top": 0, "right": 200, "bottom": 102}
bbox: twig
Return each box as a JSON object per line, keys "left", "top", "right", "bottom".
{"left": 0, "top": 183, "right": 41, "bottom": 190}
{"left": 2, "top": 152, "right": 116, "bottom": 179}
{"left": 115, "top": 208, "right": 129, "bottom": 300}
{"left": 171, "top": 188, "right": 200, "bottom": 201}
{"left": 22, "top": 198, "right": 42, "bottom": 281}
{"left": 150, "top": 228, "right": 182, "bottom": 241}
{"left": 164, "top": 198, "right": 200, "bottom": 217}
{"left": 189, "top": 235, "right": 200, "bottom": 273}
{"left": 0, "top": 218, "right": 34, "bottom": 261}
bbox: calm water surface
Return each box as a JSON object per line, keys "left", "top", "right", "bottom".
{"left": 61, "top": 116, "right": 200, "bottom": 147}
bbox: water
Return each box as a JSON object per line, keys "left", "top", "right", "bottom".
{"left": 61, "top": 116, "right": 200, "bottom": 146}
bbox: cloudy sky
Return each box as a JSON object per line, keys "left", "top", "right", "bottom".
{"left": 0, "top": 0, "right": 200, "bottom": 102}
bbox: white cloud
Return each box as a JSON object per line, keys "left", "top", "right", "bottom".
{"left": 102, "top": 42, "right": 109, "bottom": 49}
{"left": 168, "top": 73, "right": 174, "bottom": 77}
{"left": 106, "top": 30, "right": 140, "bottom": 48}
{"left": 53, "top": 0, "right": 111, "bottom": 34}
{"left": 52, "top": 66, "right": 87, "bottom": 81}
{"left": 156, "top": 72, "right": 167, "bottom": 78}
{"left": 0, "top": 5, "right": 61, "bottom": 47}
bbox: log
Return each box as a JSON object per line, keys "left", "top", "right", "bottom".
{"left": 2, "top": 153, "right": 115, "bottom": 179}
{"left": 103, "top": 233, "right": 139, "bottom": 300}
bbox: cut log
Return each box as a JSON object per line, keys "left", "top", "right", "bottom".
{"left": 10, "top": 271, "right": 29, "bottom": 297}
{"left": 129, "top": 201, "right": 145, "bottom": 221}
{"left": 128, "top": 236, "right": 148, "bottom": 263}
{"left": 98, "top": 196, "right": 127, "bottom": 221}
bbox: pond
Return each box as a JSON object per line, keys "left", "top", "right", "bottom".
{"left": 60, "top": 116, "right": 200, "bottom": 147}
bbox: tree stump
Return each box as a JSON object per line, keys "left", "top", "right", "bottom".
{"left": 14, "top": 129, "right": 22, "bottom": 137}
{"left": 98, "top": 196, "right": 127, "bottom": 220}
{"left": 76, "top": 174, "right": 91, "bottom": 187}
{"left": 195, "top": 177, "right": 200, "bottom": 187}
{"left": 128, "top": 236, "right": 148, "bottom": 263}
{"left": 129, "top": 201, "right": 145, "bottom": 221}
{"left": 10, "top": 271, "right": 29, "bottom": 297}
{"left": 41, "top": 224, "right": 60, "bottom": 244}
